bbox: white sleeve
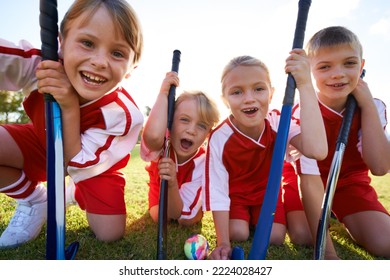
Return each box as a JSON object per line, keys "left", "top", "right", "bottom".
{"left": 296, "top": 155, "right": 320, "bottom": 175}
{"left": 356, "top": 98, "right": 390, "bottom": 154}
{"left": 140, "top": 137, "right": 162, "bottom": 162}
{"left": 202, "top": 127, "right": 231, "bottom": 211}
{"left": 0, "top": 39, "right": 41, "bottom": 95}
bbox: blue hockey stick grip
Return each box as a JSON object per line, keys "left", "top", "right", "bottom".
{"left": 231, "top": 246, "right": 245, "bottom": 260}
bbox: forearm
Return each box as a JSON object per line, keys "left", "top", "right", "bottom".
{"left": 360, "top": 100, "right": 390, "bottom": 175}
{"left": 298, "top": 83, "right": 327, "bottom": 160}
{"left": 167, "top": 181, "right": 183, "bottom": 220}
{"left": 142, "top": 93, "right": 168, "bottom": 151}
{"left": 61, "top": 106, "right": 81, "bottom": 168}
{"left": 212, "top": 211, "right": 231, "bottom": 247}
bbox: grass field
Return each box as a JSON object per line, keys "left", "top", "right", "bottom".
{"left": 0, "top": 144, "right": 389, "bottom": 260}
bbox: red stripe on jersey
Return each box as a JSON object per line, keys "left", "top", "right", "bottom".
{"left": 0, "top": 46, "right": 41, "bottom": 58}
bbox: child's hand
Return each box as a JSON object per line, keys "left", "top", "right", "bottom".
{"left": 159, "top": 71, "right": 179, "bottom": 96}
{"left": 207, "top": 244, "right": 231, "bottom": 260}
{"left": 158, "top": 157, "right": 177, "bottom": 187}
{"left": 351, "top": 76, "right": 373, "bottom": 108}
{"left": 36, "top": 60, "right": 79, "bottom": 110}
{"left": 285, "top": 49, "right": 312, "bottom": 88}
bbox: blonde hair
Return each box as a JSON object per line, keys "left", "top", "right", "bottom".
{"left": 221, "top": 55, "right": 272, "bottom": 93}
{"left": 306, "top": 26, "right": 363, "bottom": 58}
{"left": 175, "top": 91, "right": 220, "bottom": 129}
{"left": 60, "top": 0, "right": 143, "bottom": 64}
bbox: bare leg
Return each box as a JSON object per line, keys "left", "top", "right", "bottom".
{"left": 343, "top": 211, "right": 390, "bottom": 258}
{"left": 87, "top": 213, "right": 126, "bottom": 242}
{"left": 286, "top": 210, "right": 312, "bottom": 245}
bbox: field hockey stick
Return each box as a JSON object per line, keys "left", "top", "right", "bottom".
{"left": 40, "top": 0, "right": 79, "bottom": 260}
{"left": 314, "top": 70, "right": 365, "bottom": 260}
{"left": 246, "top": 0, "right": 312, "bottom": 260}
{"left": 156, "top": 50, "right": 181, "bottom": 260}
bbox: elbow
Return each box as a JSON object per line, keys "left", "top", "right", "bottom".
{"left": 303, "top": 146, "right": 328, "bottom": 161}
{"left": 142, "top": 132, "right": 164, "bottom": 151}
{"left": 370, "top": 167, "right": 389, "bottom": 177}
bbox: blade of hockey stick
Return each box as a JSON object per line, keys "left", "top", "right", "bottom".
{"left": 156, "top": 50, "right": 181, "bottom": 260}
{"left": 247, "top": 0, "right": 312, "bottom": 260}
{"left": 40, "top": 0, "right": 78, "bottom": 260}
{"left": 314, "top": 70, "right": 365, "bottom": 260}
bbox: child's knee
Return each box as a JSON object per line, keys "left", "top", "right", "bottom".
{"left": 288, "top": 227, "right": 312, "bottom": 245}
{"left": 87, "top": 213, "right": 126, "bottom": 242}
{"left": 269, "top": 223, "right": 287, "bottom": 245}
{"left": 94, "top": 226, "right": 125, "bottom": 242}
{"left": 230, "top": 223, "right": 250, "bottom": 241}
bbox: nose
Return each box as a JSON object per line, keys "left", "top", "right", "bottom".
{"left": 243, "top": 89, "right": 256, "bottom": 103}
{"left": 186, "top": 124, "right": 196, "bottom": 135}
{"left": 330, "top": 66, "right": 345, "bottom": 79}
{"left": 91, "top": 51, "right": 108, "bottom": 69}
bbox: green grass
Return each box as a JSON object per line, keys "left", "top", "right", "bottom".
{"left": 0, "top": 144, "right": 389, "bottom": 260}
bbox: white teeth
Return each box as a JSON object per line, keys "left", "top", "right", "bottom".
{"left": 82, "top": 72, "right": 106, "bottom": 83}
{"left": 243, "top": 108, "right": 258, "bottom": 112}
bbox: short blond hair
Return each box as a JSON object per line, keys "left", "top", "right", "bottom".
{"left": 306, "top": 26, "right": 363, "bottom": 58}
{"left": 60, "top": 0, "right": 143, "bottom": 64}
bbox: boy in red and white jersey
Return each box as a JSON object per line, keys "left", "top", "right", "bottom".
{"left": 283, "top": 26, "right": 390, "bottom": 259}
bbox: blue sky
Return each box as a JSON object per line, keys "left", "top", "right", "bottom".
{"left": 1, "top": 0, "right": 390, "bottom": 123}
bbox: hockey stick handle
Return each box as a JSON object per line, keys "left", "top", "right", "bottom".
{"left": 39, "top": 0, "right": 59, "bottom": 103}
{"left": 167, "top": 50, "right": 181, "bottom": 131}
{"left": 337, "top": 69, "right": 365, "bottom": 145}
{"left": 248, "top": 0, "right": 312, "bottom": 261}
{"left": 156, "top": 50, "right": 181, "bottom": 260}
{"left": 283, "top": 0, "right": 312, "bottom": 106}
{"left": 40, "top": 0, "right": 58, "bottom": 61}
{"left": 314, "top": 69, "right": 366, "bottom": 260}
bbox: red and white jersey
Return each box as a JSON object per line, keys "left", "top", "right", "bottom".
{"left": 141, "top": 141, "right": 205, "bottom": 219}
{"left": 203, "top": 111, "right": 301, "bottom": 211}
{"left": 294, "top": 99, "right": 389, "bottom": 186}
{"left": 0, "top": 38, "right": 144, "bottom": 183}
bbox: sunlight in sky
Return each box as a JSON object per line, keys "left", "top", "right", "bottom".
{"left": 1, "top": 0, "right": 390, "bottom": 126}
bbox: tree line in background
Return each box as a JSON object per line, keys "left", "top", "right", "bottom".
{"left": 0, "top": 90, "right": 29, "bottom": 124}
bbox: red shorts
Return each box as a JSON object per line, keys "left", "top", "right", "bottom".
{"left": 282, "top": 162, "right": 389, "bottom": 221}
{"left": 229, "top": 192, "right": 286, "bottom": 226}
{"left": 332, "top": 182, "right": 389, "bottom": 221}
{"left": 5, "top": 122, "right": 128, "bottom": 215}
{"left": 4, "top": 123, "right": 47, "bottom": 182}
{"left": 75, "top": 169, "right": 127, "bottom": 215}
{"left": 74, "top": 156, "right": 129, "bottom": 215}
{"left": 282, "top": 162, "right": 304, "bottom": 213}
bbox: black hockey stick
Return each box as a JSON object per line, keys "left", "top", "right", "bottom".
{"left": 40, "top": 0, "right": 79, "bottom": 260}
{"left": 230, "top": 0, "right": 312, "bottom": 260}
{"left": 315, "top": 70, "right": 365, "bottom": 260}
{"left": 156, "top": 50, "right": 181, "bottom": 260}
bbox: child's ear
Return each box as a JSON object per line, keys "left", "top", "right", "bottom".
{"left": 360, "top": 59, "right": 365, "bottom": 73}
{"left": 221, "top": 95, "right": 230, "bottom": 109}
{"left": 58, "top": 33, "right": 64, "bottom": 58}
{"left": 269, "top": 86, "right": 275, "bottom": 104}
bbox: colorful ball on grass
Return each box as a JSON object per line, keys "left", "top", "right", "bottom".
{"left": 183, "top": 234, "right": 209, "bottom": 260}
